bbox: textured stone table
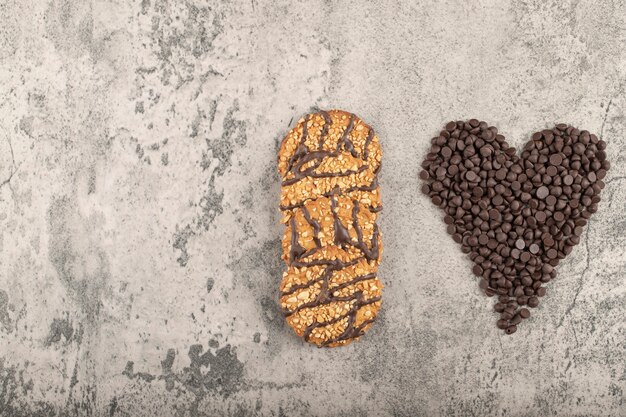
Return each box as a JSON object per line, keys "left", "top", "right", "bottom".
{"left": 1, "top": 1, "right": 625, "bottom": 416}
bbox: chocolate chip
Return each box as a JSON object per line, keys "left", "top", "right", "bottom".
{"left": 535, "top": 211, "right": 547, "bottom": 223}
{"left": 505, "top": 325, "right": 517, "bottom": 335}
{"left": 489, "top": 209, "right": 501, "bottom": 221}
{"left": 588, "top": 171, "right": 597, "bottom": 182}
{"left": 549, "top": 154, "right": 563, "bottom": 166}
{"left": 563, "top": 174, "right": 573, "bottom": 185}
{"left": 465, "top": 171, "right": 478, "bottom": 182}
{"left": 536, "top": 186, "right": 549, "bottom": 199}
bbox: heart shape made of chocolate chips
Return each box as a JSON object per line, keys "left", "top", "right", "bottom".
{"left": 420, "top": 120, "right": 610, "bottom": 334}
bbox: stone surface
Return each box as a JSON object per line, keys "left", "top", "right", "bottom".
{"left": 0, "top": 1, "right": 625, "bottom": 416}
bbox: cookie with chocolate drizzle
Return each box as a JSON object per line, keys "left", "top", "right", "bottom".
{"left": 278, "top": 110, "right": 383, "bottom": 347}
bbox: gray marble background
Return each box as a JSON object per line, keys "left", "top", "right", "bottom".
{"left": 1, "top": 1, "right": 625, "bottom": 416}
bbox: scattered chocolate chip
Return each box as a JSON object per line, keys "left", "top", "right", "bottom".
{"left": 421, "top": 120, "right": 609, "bottom": 334}
{"left": 505, "top": 325, "right": 517, "bottom": 335}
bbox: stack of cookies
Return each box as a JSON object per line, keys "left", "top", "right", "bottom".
{"left": 277, "top": 110, "right": 384, "bottom": 347}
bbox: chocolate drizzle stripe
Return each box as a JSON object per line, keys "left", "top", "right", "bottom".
{"left": 362, "top": 127, "right": 374, "bottom": 160}
{"left": 300, "top": 205, "right": 322, "bottom": 247}
{"left": 350, "top": 199, "right": 380, "bottom": 261}
{"left": 331, "top": 272, "right": 377, "bottom": 292}
{"left": 336, "top": 114, "right": 358, "bottom": 158}
{"left": 299, "top": 115, "right": 309, "bottom": 146}
{"left": 281, "top": 271, "right": 377, "bottom": 297}
{"left": 291, "top": 257, "right": 363, "bottom": 269}
{"left": 318, "top": 110, "right": 332, "bottom": 150}
{"left": 281, "top": 165, "right": 368, "bottom": 187}
{"left": 288, "top": 217, "right": 307, "bottom": 263}
{"left": 299, "top": 247, "right": 318, "bottom": 259}
{"left": 289, "top": 150, "right": 327, "bottom": 177}
{"left": 286, "top": 115, "right": 309, "bottom": 172}
{"left": 281, "top": 278, "right": 324, "bottom": 298}
{"left": 330, "top": 196, "right": 352, "bottom": 248}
